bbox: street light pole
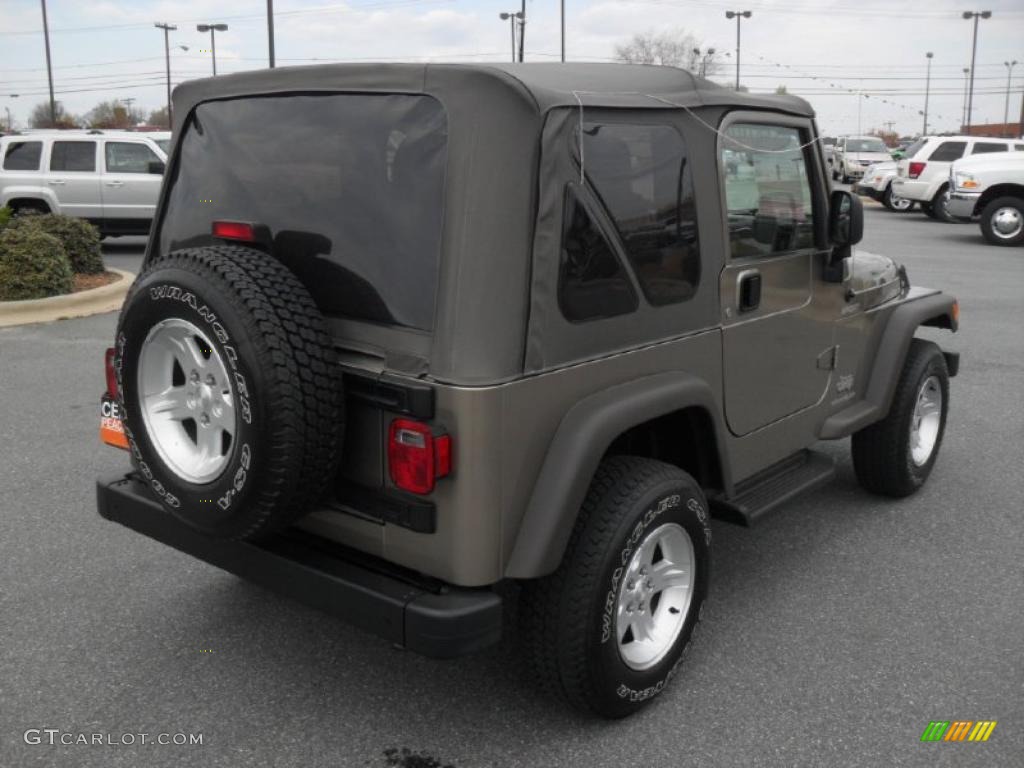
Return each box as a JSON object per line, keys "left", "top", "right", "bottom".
{"left": 197, "top": 23, "right": 229, "bottom": 76}
{"left": 40, "top": 0, "right": 56, "bottom": 127}
{"left": 155, "top": 23, "right": 177, "bottom": 128}
{"left": 923, "top": 52, "right": 933, "bottom": 135}
{"left": 267, "top": 0, "right": 276, "bottom": 68}
{"left": 962, "top": 10, "right": 992, "bottom": 133}
{"left": 1004, "top": 60, "right": 1018, "bottom": 131}
{"left": 560, "top": 0, "right": 565, "bottom": 63}
{"left": 725, "top": 11, "right": 752, "bottom": 90}
{"left": 499, "top": 12, "right": 522, "bottom": 63}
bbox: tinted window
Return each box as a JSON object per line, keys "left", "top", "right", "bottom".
{"left": 903, "top": 138, "right": 927, "bottom": 159}
{"left": 3, "top": 141, "right": 42, "bottom": 171}
{"left": 160, "top": 94, "right": 448, "bottom": 331}
{"left": 971, "top": 142, "right": 1008, "bottom": 155}
{"left": 559, "top": 185, "right": 637, "bottom": 322}
{"left": 105, "top": 141, "right": 160, "bottom": 173}
{"left": 154, "top": 139, "right": 170, "bottom": 154}
{"left": 721, "top": 123, "right": 815, "bottom": 259}
{"left": 1016, "top": 144, "right": 1024, "bottom": 151}
{"left": 928, "top": 141, "right": 966, "bottom": 162}
{"left": 50, "top": 141, "right": 96, "bottom": 172}
{"left": 581, "top": 123, "right": 699, "bottom": 305}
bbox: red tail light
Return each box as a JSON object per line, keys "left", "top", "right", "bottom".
{"left": 104, "top": 347, "right": 119, "bottom": 398}
{"left": 212, "top": 220, "right": 255, "bottom": 241}
{"left": 908, "top": 161, "right": 926, "bottom": 179}
{"left": 388, "top": 419, "right": 452, "bottom": 495}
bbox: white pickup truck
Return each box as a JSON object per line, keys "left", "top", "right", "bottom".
{"left": 947, "top": 151, "right": 1024, "bottom": 246}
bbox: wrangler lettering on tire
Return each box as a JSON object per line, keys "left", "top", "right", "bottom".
{"left": 114, "top": 245, "right": 343, "bottom": 540}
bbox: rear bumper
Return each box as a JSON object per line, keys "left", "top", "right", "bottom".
{"left": 96, "top": 473, "right": 503, "bottom": 658}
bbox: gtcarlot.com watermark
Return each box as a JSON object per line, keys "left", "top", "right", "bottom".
{"left": 24, "top": 728, "right": 203, "bottom": 747}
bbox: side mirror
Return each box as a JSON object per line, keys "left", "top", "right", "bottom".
{"left": 148, "top": 160, "right": 166, "bottom": 175}
{"left": 829, "top": 189, "right": 863, "bottom": 250}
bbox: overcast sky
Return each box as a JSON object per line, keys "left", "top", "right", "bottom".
{"left": 2, "top": 0, "right": 1022, "bottom": 137}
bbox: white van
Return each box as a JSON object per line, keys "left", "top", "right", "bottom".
{"left": 892, "top": 135, "right": 1024, "bottom": 222}
{"left": 0, "top": 130, "right": 168, "bottom": 236}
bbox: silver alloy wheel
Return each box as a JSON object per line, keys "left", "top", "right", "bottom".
{"left": 989, "top": 206, "right": 1023, "bottom": 240}
{"left": 890, "top": 192, "right": 912, "bottom": 211}
{"left": 615, "top": 521, "right": 695, "bottom": 671}
{"left": 910, "top": 374, "right": 942, "bottom": 467}
{"left": 138, "top": 318, "right": 236, "bottom": 484}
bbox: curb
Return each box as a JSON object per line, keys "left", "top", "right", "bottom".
{"left": 0, "top": 268, "right": 134, "bottom": 328}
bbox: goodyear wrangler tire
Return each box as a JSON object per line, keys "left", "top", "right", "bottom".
{"left": 521, "top": 457, "right": 711, "bottom": 718}
{"left": 114, "top": 245, "right": 343, "bottom": 540}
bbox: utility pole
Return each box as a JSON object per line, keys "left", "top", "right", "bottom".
{"left": 499, "top": 12, "right": 521, "bottom": 63}
{"left": 518, "top": 0, "right": 526, "bottom": 63}
{"left": 560, "top": 0, "right": 565, "bottom": 62}
{"left": 1004, "top": 60, "right": 1018, "bottom": 133}
{"left": 923, "top": 52, "right": 933, "bottom": 135}
{"left": 724, "top": 11, "right": 752, "bottom": 90}
{"left": 961, "top": 67, "right": 970, "bottom": 130}
{"left": 267, "top": 0, "right": 276, "bottom": 68}
{"left": 155, "top": 23, "right": 177, "bottom": 127}
{"left": 962, "top": 10, "right": 992, "bottom": 132}
{"left": 40, "top": 0, "right": 56, "bottom": 127}
{"left": 884, "top": 120, "right": 896, "bottom": 134}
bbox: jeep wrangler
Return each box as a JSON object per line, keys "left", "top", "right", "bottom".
{"left": 96, "top": 63, "right": 959, "bottom": 718}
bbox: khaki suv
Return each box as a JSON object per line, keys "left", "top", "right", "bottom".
{"left": 96, "top": 64, "right": 959, "bottom": 718}
{"left": 0, "top": 130, "right": 167, "bottom": 236}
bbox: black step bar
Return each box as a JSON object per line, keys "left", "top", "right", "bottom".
{"left": 96, "top": 473, "right": 502, "bottom": 658}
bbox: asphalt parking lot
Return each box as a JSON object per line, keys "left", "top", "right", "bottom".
{"left": 2, "top": 206, "right": 1021, "bottom": 768}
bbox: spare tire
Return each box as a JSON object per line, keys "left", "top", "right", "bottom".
{"left": 114, "top": 245, "right": 343, "bottom": 540}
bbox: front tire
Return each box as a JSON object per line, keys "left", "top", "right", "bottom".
{"left": 852, "top": 339, "right": 949, "bottom": 497}
{"left": 979, "top": 196, "right": 1024, "bottom": 246}
{"left": 521, "top": 457, "right": 711, "bottom": 718}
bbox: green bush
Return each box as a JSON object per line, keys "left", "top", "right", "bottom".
{"left": 11, "top": 214, "right": 104, "bottom": 274}
{"left": 0, "top": 206, "right": 12, "bottom": 233}
{"left": 0, "top": 226, "right": 74, "bottom": 300}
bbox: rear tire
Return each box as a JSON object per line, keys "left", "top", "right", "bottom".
{"left": 883, "top": 184, "right": 914, "bottom": 212}
{"left": 521, "top": 457, "right": 711, "bottom": 718}
{"left": 852, "top": 339, "right": 949, "bottom": 497}
{"left": 115, "top": 245, "right": 344, "bottom": 540}
{"left": 979, "top": 196, "right": 1024, "bottom": 246}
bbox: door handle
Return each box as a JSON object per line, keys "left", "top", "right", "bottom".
{"left": 105, "top": 181, "right": 124, "bottom": 187}
{"left": 737, "top": 269, "right": 762, "bottom": 313}
{"left": 48, "top": 180, "right": 65, "bottom": 185}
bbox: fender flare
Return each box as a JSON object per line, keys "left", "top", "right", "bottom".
{"left": 504, "top": 372, "right": 730, "bottom": 579}
{"left": 819, "top": 291, "right": 958, "bottom": 439}
{"left": 2, "top": 186, "right": 59, "bottom": 213}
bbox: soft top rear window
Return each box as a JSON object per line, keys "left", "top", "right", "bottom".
{"left": 159, "top": 93, "right": 448, "bottom": 331}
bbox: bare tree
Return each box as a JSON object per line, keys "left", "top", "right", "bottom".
{"left": 147, "top": 106, "right": 170, "bottom": 128}
{"left": 29, "top": 100, "right": 78, "bottom": 128}
{"left": 614, "top": 29, "right": 722, "bottom": 77}
{"left": 86, "top": 101, "right": 145, "bottom": 129}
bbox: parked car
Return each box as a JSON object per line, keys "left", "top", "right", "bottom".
{"left": 892, "top": 135, "right": 1024, "bottom": 222}
{"left": 96, "top": 63, "right": 959, "bottom": 718}
{"left": 0, "top": 130, "right": 167, "bottom": 236}
{"left": 854, "top": 161, "right": 915, "bottom": 211}
{"left": 831, "top": 136, "right": 893, "bottom": 183}
{"left": 947, "top": 150, "right": 1024, "bottom": 246}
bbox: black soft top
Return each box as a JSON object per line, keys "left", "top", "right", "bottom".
{"left": 171, "top": 62, "right": 813, "bottom": 133}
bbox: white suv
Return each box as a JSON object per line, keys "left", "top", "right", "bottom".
{"left": 0, "top": 130, "right": 168, "bottom": 236}
{"left": 892, "top": 135, "right": 1024, "bottom": 222}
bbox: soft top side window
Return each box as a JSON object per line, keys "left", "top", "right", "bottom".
{"left": 559, "top": 184, "right": 638, "bottom": 323}
{"left": 3, "top": 141, "right": 43, "bottom": 171}
{"left": 579, "top": 122, "right": 701, "bottom": 306}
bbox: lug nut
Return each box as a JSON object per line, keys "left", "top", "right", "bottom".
{"left": 205, "top": 374, "right": 216, "bottom": 385}
{"left": 190, "top": 370, "right": 199, "bottom": 383}
{"left": 200, "top": 413, "right": 210, "bottom": 426}
{"left": 626, "top": 580, "right": 635, "bottom": 590}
